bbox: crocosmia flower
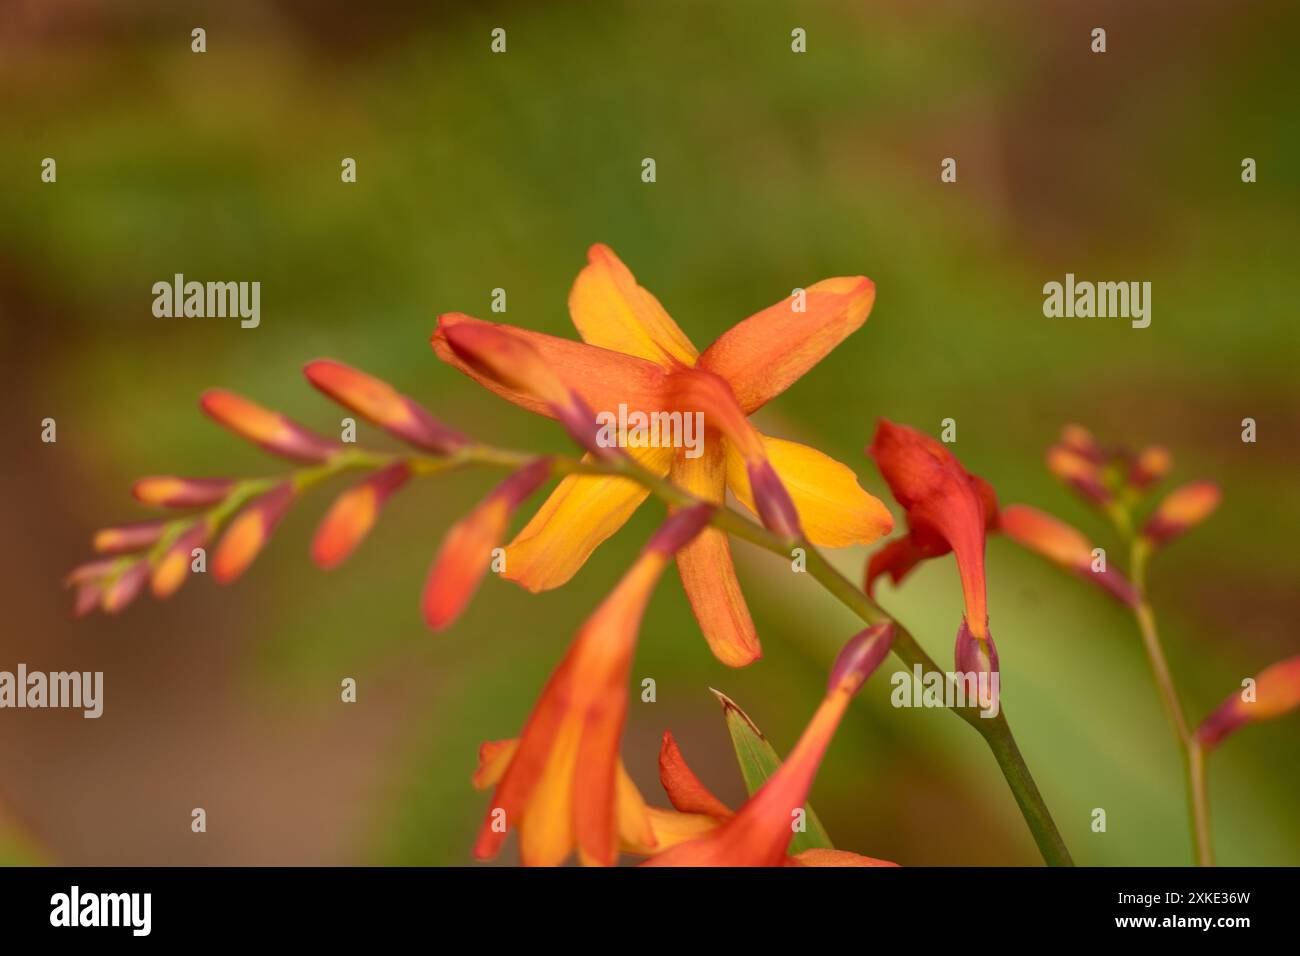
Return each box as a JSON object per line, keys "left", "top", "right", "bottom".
{"left": 1197, "top": 655, "right": 1300, "bottom": 750}
{"left": 432, "top": 244, "right": 891, "bottom": 667}
{"left": 473, "top": 505, "right": 712, "bottom": 867}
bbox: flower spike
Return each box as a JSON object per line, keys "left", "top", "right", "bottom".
{"left": 303, "top": 359, "right": 466, "bottom": 454}
{"left": 200, "top": 388, "right": 339, "bottom": 463}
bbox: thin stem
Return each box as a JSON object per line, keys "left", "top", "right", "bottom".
{"left": 1129, "top": 540, "right": 1214, "bottom": 866}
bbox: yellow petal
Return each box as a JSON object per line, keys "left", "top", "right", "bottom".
{"left": 726, "top": 434, "right": 893, "bottom": 547}
{"left": 504, "top": 445, "right": 675, "bottom": 592}
{"left": 517, "top": 716, "right": 582, "bottom": 867}
{"left": 611, "top": 763, "right": 659, "bottom": 856}
{"left": 569, "top": 244, "right": 699, "bottom": 367}
{"left": 671, "top": 447, "right": 761, "bottom": 667}
{"left": 624, "top": 808, "right": 721, "bottom": 856}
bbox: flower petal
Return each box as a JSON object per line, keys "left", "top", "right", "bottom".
{"left": 788, "top": 848, "right": 899, "bottom": 867}
{"left": 698, "top": 276, "right": 875, "bottom": 413}
{"left": 568, "top": 244, "right": 698, "bottom": 367}
{"left": 670, "top": 448, "right": 761, "bottom": 668}
{"left": 432, "top": 313, "right": 670, "bottom": 420}
{"left": 726, "top": 434, "right": 893, "bottom": 548}
{"left": 503, "top": 445, "right": 672, "bottom": 592}
{"left": 658, "top": 730, "right": 733, "bottom": 819}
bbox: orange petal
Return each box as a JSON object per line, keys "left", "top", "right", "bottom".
{"left": 422, "top": 459, "right": 552, "bottom": 630}
{"left": 1142, "top": 480, "right": 1221, "bottom": 548}
{"left": 311, "top": 462, "right": 410, "bottom": 570}
{"left": 698, "top": 276, "right": 875, "bottom": 413}
{"left": 658, "top": 731, "right": 733, "bottom": 819}
{"left": 865, "top": 535, "right": 946, "bottom": 597}
{"left": 131, "top": 476, "right": 235, "bottom": 508}
{"left": 304, "top": 359, "right": 465, "bottom": 454}
{"left": 568, "top": 244, "right": 698, "bottom": 367}
{"left": 788, "top": 848, "right": 899, "bottom": 867}
{"left": 212, "top": 483, "right": 295, "bottom": 583}
{"left": 630, "top": 807, "right": 722, "bottom": 855}
{"left": 1197, "top": 655, "right": 1300, "bottom": 749}
{"left": 473, "top": 739, "right": 520, "bottom": 790}
{"left": 670, "top": 447, "right": 761, "bottom": 668}
{"left": 433, "top": 312, "right": 670, "bottom": 421}
{"left": 503, "top": 445, "right": 673, "bottom": 592}
{"left": 726, "top": 434, "right": 893, "bottom": 548}
{"left": 200, "top": 389, "right": 338, "bottom": 463}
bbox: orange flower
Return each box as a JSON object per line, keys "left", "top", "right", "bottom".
{"left": 643, "top": 623, "right": 897, "bottom": 866}
{"left": 473, "top": 505, "right": 712, "bottom": 867}
{"left": 200, "top": 389, "right": 339, "bottom": 463}
{"left": 303, "top": 359, "right": 466, "bottom": 454}
{"left": 866, "top": 420, "right": 998, "bottom": 642}
{"left": 422, "top": 458, "right": 554, "bottom": 630}
{"left": 212, "top": 483, "right": 295, "bottom": 583}
{"left": 432, "top": 244, "right": 891, "bottom": 667}
{"left": 311, "top": 462, "right": 411, "bottom": 570}
{"left": 1197, "top": 655, "right": 1300, "bottom": 749}
{"left": 1142, "top": 480, "right": 1221, "bottom": 548}
{"left": 1001, "top": 503, "right": 1138, "bottom": 607}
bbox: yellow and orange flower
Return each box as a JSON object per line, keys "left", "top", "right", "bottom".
{"left": 432, "top": 244, "right": 892, "bottom": 667}
{"left": 643, "top": 623, "right": 897, "bottom": 867}
{"left": 473, "top": 505, "right": 712, "bottom": 866}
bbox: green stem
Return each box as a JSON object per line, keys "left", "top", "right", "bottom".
{"left": 1129, "top": 540, "right": 1214, "bottom": 866}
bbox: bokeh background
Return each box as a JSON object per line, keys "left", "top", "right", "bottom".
{"left": 2, "top": 0, "right": 1297, "bottom": 866}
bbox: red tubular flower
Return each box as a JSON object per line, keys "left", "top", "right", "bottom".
{"left": 303, "top": 359, "right": 466, "bottom": 454}
{"left": 212, "top": 483, "right": 296, "bottom": 583}
{"left": 1141, "top": 480, "right": 1221, "bottom": 548}
{"left": 1197, "top": 655, "right": 1300, "bottom": 750}
{"left": 151, "top": 522, "right": 212, "bottom": 599}
{"left": 93, "top": 520, "right": 168, "bottom": 555}
{"left": 643, "top": 623, "right": 896, "bottom": 867}
{"left": 422, "top": 458, "right": 554, "bottom": 631}
{"left": 866, "top": 420, "right": 997, "bottom": 642}
{"left": 1001, "top": 504, "right": 1138, "bottom": 607}
{"left": 200, "top": 389, "right": 339, "bottom": 463}
{"left": 474, "top": 505, "right": 712, "bottom": 867}
{"left": 311, "top": 462, "right": 412, "bottom": 570}
{"left": 131, "top": 476, "right": 235, "bottom": 508}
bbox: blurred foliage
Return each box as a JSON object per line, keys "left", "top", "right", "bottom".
{"left": 1, "top": 1, "right": 1297, "bottom": 865}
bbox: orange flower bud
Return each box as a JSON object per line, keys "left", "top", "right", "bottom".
{"left": 200, "top": 389, "right": 338, "bottom": 463}
{"left": 311, "top": 462, "right": 411, "bottom": 570}
{"left": 303, "top": 360, "right": 466, "bottom": 454}
{"left": 212, "top": 483, "right": 295, "bottom": 583}
{"left": 1142, "top": 480, "right": 1220, "bottom": 547}
{"left": 132, "top": 476, "right": 235, "bottom": 508}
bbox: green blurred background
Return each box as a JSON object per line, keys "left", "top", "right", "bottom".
{"left": 2, "top": 0, "right": 1297, "bottom": 866}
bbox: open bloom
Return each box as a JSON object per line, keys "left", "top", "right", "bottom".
{"left": 473, "top": 505, "right": 712, "bottom": 867}
{"left": 432, "top": 244, "right": 891, "bottom": 666}
{"left": 643, "top": 623, "right": 898, "bottom": 867}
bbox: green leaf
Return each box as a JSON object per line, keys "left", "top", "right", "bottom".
{"left": 712, "top": 688, "right": 833, "bottom": 853}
